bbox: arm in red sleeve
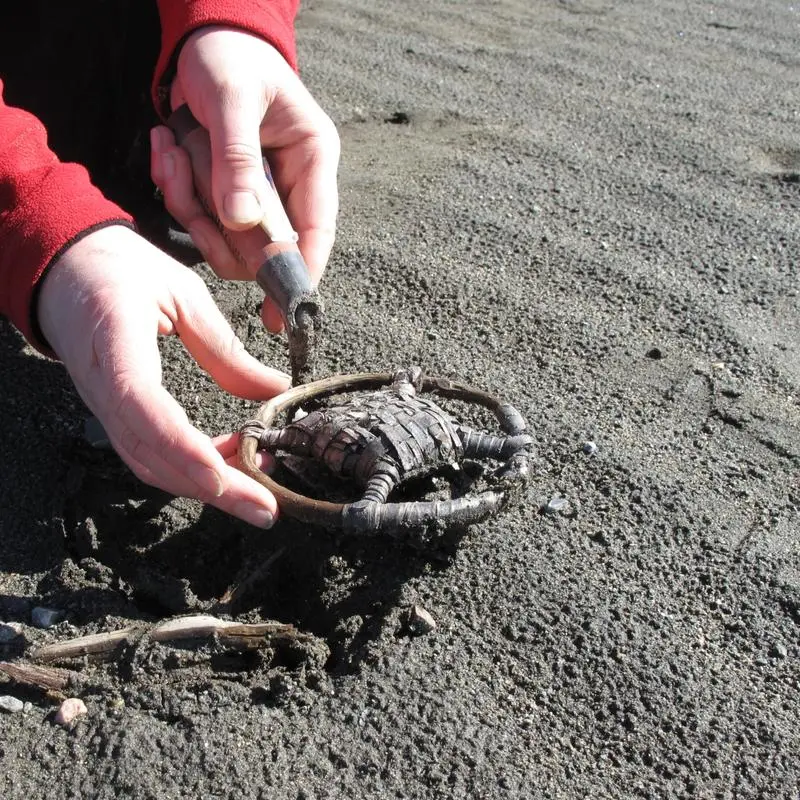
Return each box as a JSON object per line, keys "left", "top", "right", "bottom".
{"left": 152, "top": 0, "right": 300, "bottom": 118}
{"left": 0, "top": 80, "right": 133, "bottom": 353}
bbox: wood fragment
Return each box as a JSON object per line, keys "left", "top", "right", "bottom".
{"left": 0, "top": 660, "right": 77, "bottom": 691}
{"left": 30, "top": 628, "right": 138, "bottom": 663}
{"left": 218, "top": 546, "right": 286, "bottom": 608}
{"left": 150, "top": 615, "right": 237, "bottom": 641}
{"left": 6, "top": 615, "right": 306, "bottom": 685}
{"left": 217, "top": 623, "right": 301, "bottom": 649}
{"left": 151, "top": 615, "right": 300, "bottom": 647}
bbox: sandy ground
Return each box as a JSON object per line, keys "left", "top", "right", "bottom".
{"left": 1, "top": 0, "right": 799, "bottom": 797}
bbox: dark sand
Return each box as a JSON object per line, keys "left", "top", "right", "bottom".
{"left": 1, "top": 1, "right": 799, "bottom": 797}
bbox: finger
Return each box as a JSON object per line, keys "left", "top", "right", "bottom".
{"left": 100, "top": 377, "right": 229, "bottom": 501}
{"left": 171, "top": 271, "right": 291, "bottom": 399}
{"left": 276, "top": 124, "right": 340, "bottom": 279}
{"left": 260, "top": 299, "right": 285, "bottom": 335}
{"left": 296, "top": 226, "right": 335, "bottom": 288}
{"left": 84, "top": 305, "right": 231, "bottom": 500}
{"left": 112, "top": 430, "right": 279, "bottom": 528}
{"left": 223, "top": 450, "right": 275, "bottom": 474}
{"left": 105, "top": 423, "right": 217, "bottom": 501}
{"left": 213, "top": 431, "right": 240, "bottom": 459}
{"left": 204, "top": 86, "right": 270, "bottom": 230}
{"left": 213, "top": 431, "right": 276, "bottom": 470}
{"left": 151, "top": 126, "right": 246, "bottom": 280}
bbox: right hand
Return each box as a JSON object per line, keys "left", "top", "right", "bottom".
{"left": 37, "top": 224, "right": 289, "bottom": 528}
{"left": 150, "top": 27, "right": 340, "bottom": 333}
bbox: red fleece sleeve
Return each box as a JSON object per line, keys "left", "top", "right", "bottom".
{"left": 153, "top": 0, "right": 300, "bottom": 118}
{"left": 0, "top": 80, "right": 133, "bottom": 352}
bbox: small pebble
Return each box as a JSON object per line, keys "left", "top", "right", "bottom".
{"left": 31, "top": 607, "right": 63, "bottom": 629}
{"left": 408, "top": 605, "right": 437, "bottom": 635}
{"left": 83, "top": 415, "right": 111, "bottom": 450}
{"left": 582, "top": 441, "right": 598, "bottom": 456}
{"left": 107, "top": 697, "right": 125, "bottom": 714}
{"left": 645, "top": 347, "right": 663, "bottom": 360}
{"left": 770, "top": 642, "right": 788, "bottom": 659}
{"left": 54, "top": 698, "right": 88, "bottom": 728}
{"left": 0, "top": 622, "right": 23, "bottom": 643}
{"left": 545, "top": 496, "right": 569, "bottom": 514}
{"left": 0, "top": 695, "right": 25, "bottom": 714}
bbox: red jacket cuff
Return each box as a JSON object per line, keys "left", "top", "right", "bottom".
{"left": 153, "top": 0, "right": 300, "bottom": 119}
{"left": 0, "top": 91, "right": 133, "bottom": 354}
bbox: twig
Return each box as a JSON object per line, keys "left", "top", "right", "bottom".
{"left": 31, "top": 628, "right": 140, "bottom": 663}
{"left": 0, "top": 660, "right": 78, "bottom": 691}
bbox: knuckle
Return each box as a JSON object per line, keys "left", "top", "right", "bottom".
{"left": 220, "top": 140, "right": 263, "bottom": 170}
{"left": 118, "top": 425, "right": 143, "bottom": 463}
{"left": 225, "top": 332, "right": 246, "bottom": 359}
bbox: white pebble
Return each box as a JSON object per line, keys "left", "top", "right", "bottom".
{"left": 582, "top": 441, "right": 598, "bottom": 455}
{"left": 0, "top": 695, "right": 24, "bottom": 714}
{"left": 54, "top": 698, "right": 88, "bottom": 728}
{"left": 31, "top": 607, "right": 63, "bottom": 629}
{"left": 546, "top": 496, "right": 569, "bottom": 514}
{"left": 409, "top": 605, "right": 437, "bottom": 635}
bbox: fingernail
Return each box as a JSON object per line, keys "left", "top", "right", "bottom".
{"left": 187, "top": 463, "right": 224, "bottom": 497}
{"left": 162, "top": 152, "right": 176, "bottom": 180}
{"left": 224, "top": 190, "right": 261, "bottom": 225}
{"left": 233, "top": 502, "right": 275, "bottom": 529}
{"left": 149, "top": 127, "right": 163, "bottom": 153}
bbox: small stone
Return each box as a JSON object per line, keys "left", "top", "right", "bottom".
{"left": 0, "top": 622, "right": 23, "bottom": 643}
{"left": 645, "top": 347, "right": 663, "bottom": 360}
{"left": 385, "top": 111, "right": 411, "bottom": 125}
{"left": 770, "top": 642, "right": 788, "bottom": 659}
{"left": 107, "top": 697, "right": 125, "bottom": 714}
{"left": 83, "top": 415, "right": 111, "bottom": 450}
{"left": 545, "top": 496, "right": 569, "bottom": 514}
{"left": 408, "top": 605, "right": 437, "bottom": 635}
{"left": 31, "top": 607, "right": 63, "bottom": 629}
{"left": 23, "top": 702, "right": 33, "bottom": 714}
{"left": 582, "top": 441, "right": 598, "bottom": 456}
{"left": 0, "top": 695, "right": 24, "bottom": 714}
{"left": 54, "top": 698, "right": 88, "bottom": 728}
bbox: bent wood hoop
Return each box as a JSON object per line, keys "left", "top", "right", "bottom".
{"left": 237, "top": 372, "right": 530, "bottom": 533}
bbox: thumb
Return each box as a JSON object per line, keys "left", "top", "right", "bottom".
{"left": 205, "top": 87, "right": 269, "bottom": 230}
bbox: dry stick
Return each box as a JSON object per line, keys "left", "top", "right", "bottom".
{"left": 0, "top": 661, "right": 78, "bottom": 691}
{"left": 20, "top": 615, "right": 301, "bottom": 668}
{"left": 2, "top": 617, "right": 306, "bottom": 690}
{"left": 151, "top": 615, "right": 301, "bottom": 645}
{"left": 217, "top": 546, "right": 287, "bottom": 609}
{"left": 31, "top": 628, "right": 140, "bottom": 664}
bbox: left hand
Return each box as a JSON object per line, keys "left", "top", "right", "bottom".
{"left": 37, "top": 225, "right": 287, "bottom": 529}
{"left": 150, "top": 25, "right": 340, "bottom": 332}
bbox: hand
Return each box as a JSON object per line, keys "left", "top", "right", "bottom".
{"left": 37, "top": 225, "right": 289, "bottom": 528}
{"left": 150, "top": 26, "right": 340, "bottom": 333}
